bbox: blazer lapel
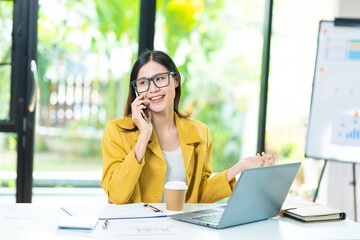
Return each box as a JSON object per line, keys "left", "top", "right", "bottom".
{"left": 146, "top": 128, "right": 164, "bottom": 160}
{"left": 175, "top": 114, "right": 202, "bottom": 175}
{"left": 143, "top": 114, "right": 203, "bottom": 173}
{"left": 180, "top": 143, "right": 194, "bottom": 173}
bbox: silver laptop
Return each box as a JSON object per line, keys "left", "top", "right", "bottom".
{"left": 171, "top": 162, "right": 301, "bottom": 229}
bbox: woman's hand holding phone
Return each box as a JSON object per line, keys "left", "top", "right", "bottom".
{"left": 132, "top": 94, "right": 152, "bottom": 163}
{"left": 131, "top": 94, "right": 152, "bottom": 139}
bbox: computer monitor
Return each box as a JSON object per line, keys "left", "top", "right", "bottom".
{"left": 305, "top": 20, "right": 360, "bottom": 163}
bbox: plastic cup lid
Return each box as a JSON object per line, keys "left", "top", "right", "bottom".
{"left": 164, "top": 181, "right": 188, "bottom": 190}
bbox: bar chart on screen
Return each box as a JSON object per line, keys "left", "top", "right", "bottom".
{"left": 322, "top": 38, "right": 360, "bottom": 61}
{"left": 331, "top": 113, "right": 360, "bottom": 146}
{"left": 306, "top": 20, "right": 360, "bottom": 163}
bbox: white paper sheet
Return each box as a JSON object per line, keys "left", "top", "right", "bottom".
{"left": 6, "top": 204, "right": 65, "bottom": 221}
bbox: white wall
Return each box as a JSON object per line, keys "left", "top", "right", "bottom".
{"left": 338, "top": 0, "right": 360, "bottom": 17}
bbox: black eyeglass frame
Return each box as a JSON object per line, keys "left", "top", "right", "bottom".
{"left": 131, "top": 71, "right": 176, "bottom": 93}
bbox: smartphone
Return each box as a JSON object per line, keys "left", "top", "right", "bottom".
{"left": 135, "top": 91, "right": 150, "bottom": 123}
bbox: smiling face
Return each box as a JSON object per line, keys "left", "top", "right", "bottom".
{"left": 136, "top": 60, "right": 178, "bottom": 114}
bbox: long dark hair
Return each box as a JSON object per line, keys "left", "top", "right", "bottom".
{"left": 120, "top": 50, "right": 190, "bottom": 131}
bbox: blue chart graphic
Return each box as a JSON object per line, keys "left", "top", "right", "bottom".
{"left": 347, "top": 40, "right": 360, "bottom": 60}
{"left": 348, "top": 50, "right": 360, "bottom": 60}
{"left": 344, "top": 128, "right": 360, "bottom": 139}
{"left": 331, "top": 117, "right": 360, "bottom": 146}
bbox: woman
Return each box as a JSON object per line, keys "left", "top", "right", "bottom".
{"left": 101, "top": 50, "right": 275, "bottom": 204}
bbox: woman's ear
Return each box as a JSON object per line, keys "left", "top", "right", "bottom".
{"left": 175, "top": 75, "right": 180, "bottom": 88}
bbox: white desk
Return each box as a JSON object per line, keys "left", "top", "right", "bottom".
{"left": 1, "top": 203, "right": 360, "bottom": 240}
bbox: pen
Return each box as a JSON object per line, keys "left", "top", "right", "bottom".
{"left": 102, "top": 219, "right": 108, "bottom": 229}
{"left": 60, "top": 207, "right": 73, "bottom": 216}
{"left": 144, "top": 204, "right": 163, "bottom": 213}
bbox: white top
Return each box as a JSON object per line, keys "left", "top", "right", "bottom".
{"left": 162, "top": 146, "right": 186, "bottom": 202}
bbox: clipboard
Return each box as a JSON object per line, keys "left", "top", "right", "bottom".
{"left": 61, "top": 203, "right": 167, "bottom": 220}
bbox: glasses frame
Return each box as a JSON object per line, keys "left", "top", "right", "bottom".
{"left": 131, "top": 71, "right": 175, "bottom": 93}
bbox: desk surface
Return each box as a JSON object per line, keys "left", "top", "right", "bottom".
{"left": 1, "top": 203, "right": 360, "bottom": 240}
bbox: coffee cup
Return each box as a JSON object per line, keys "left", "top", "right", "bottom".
{"left": 164, "top": 181, "right": 188, "bottom": 212}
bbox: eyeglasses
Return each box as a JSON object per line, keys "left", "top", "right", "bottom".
{"left": 131, "top": 72, "right": 175, "bottom": 93}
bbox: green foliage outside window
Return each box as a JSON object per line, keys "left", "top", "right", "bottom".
{"left": 29, "top": 0, "right": 141, "bottom": 171}
{"left": 156, "top": 0, "right": 263, "bottom": 171}
{"left": 0, "top": 2, "right": 13, "bottom": 120}
{"left": 2, "top": 0, "right": 267, "bottom": 174}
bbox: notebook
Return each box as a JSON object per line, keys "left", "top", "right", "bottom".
{"left": 281, "top": 200, "right": 346, "bottom": 222}
{"left": 170, "top": 162, "right": 301, "bottom": 229}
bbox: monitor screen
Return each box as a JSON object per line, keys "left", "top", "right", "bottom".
{"left": 305, "top": 20, "right": 360, "bottom": 163}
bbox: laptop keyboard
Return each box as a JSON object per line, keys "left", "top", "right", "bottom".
{"left": 191, "top": 213, "right": 222, "bottom": 224}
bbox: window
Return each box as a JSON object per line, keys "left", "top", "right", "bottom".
{"left": 0, "top": 133, "right": 17, "bottom": 203}
{"left": 0, "top": 1, "right": 13, "bottom": 121}
{"left": 155, "top": 0, "right": 265, "bottom": 171}
{"left": 266, "top": 0, "right": 335, "bottom": 199}
{"left": 33, "top": 0, "right": 139, "bottom": 194}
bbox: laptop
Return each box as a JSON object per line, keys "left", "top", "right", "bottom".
{"left": 170, "top": 162, "right": 301, "bottom": 229}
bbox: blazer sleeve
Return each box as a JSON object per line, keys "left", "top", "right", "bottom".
{"left": 101, "top": 121, "right": 145, "bottom": 204}
{"left": 198, "top": 126, "right": 236, "bottom": 203}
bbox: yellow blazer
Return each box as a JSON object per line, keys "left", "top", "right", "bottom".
{"left": 101, "top": 113, "right": 236, "bottom": 204}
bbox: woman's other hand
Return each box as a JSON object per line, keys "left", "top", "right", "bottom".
{"left": 258, "top": 152, "right": 275, "bottom": 167}
{"left": 226, "top": 152, "right": 275, "bottom": 182}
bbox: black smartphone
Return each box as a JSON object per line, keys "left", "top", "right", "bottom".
{"left": 135, "top": 91, "right": 150, "bottom": 123}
